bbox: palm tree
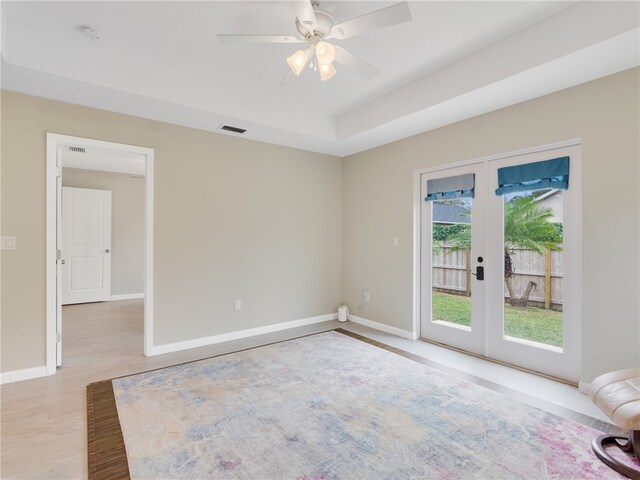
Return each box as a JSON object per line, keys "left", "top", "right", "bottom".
{"left": 444, "top": 195, "right": 562, "bottom": 307}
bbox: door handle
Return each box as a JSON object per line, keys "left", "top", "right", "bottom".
{"left": 105, "top": 249, "right": 110, "bottom": 253}
{"left": 471, "top": 266, "right": 484, "bottom": 281}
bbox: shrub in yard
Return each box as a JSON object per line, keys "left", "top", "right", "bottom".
{"left": 433, "top": 224, "right": 468, "bottom": 241}
{"left": 446, "top": 195, "right": 563, "bottom": 307}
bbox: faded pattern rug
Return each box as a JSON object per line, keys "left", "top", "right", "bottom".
{"left": 88, "top": 330, "right": 629, "bottom": 479}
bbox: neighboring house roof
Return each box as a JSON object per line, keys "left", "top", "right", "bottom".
{"left": 534, "top": 189, "right": 559, "bottom": 201}
{"left": 433, "top": 203, "right": 470, "bottom": 224}
{"left": 533, "top": 188, "right": 563, "bottom": 223}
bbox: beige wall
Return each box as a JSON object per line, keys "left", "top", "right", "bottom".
{"left": 62, "top": 168, "right": 145, "bottom": 296}
{"left": 342, "top": 68, "right": 640, "bottom": 382}
{"left": 2, "top": 69, "right": 638, "bottom": 382}
{"left": 1, "top": 91, "right": 342, "bottom": 372}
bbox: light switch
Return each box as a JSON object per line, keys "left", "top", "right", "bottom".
{"left": 393, "top": 236, "right": 399, "bottom": 247}
{"left": 1, "top": 236, "right": 16, "bottom": 250}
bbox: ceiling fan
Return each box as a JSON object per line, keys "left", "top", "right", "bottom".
{"left": 218, "top": 1, "right": 412, "bottom": 82}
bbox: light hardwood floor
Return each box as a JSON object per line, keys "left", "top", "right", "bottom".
{"left": 1, "top": 299, "right": 612, "bottom": 479}
{"left": 0, "top": 299, "right": 340, "bottom": 479}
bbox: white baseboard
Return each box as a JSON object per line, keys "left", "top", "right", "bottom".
{"left": 348, "top": 315, "right": 418, "bottom": 340}
{"left": 578, "top": 380, "right": 591, "bottom": 395}
{"left": 148, "top": 313, "right": 338, "bottom": 356}
{"left": 0, "top": 366, "right": 48, "bottom": 385}
{"left": 109, "top": 293, "right": 144, "bottom": 301}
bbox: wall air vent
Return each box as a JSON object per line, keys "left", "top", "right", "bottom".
{"left": 219, "top": 125, "right": 247, "bottom": 135}
{"left": 68, "top": 146, "right": 86, "bottom": 153}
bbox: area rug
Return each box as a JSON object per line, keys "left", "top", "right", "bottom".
{"left": 87, "top": 329, "right": 632, "bottom": 479}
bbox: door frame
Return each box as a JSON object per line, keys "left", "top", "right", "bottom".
{"left": 412, "top": 138, "right": 582, "bottom": 379}
{"left": 46, "top": 133, "right": 155, "bottom": 375}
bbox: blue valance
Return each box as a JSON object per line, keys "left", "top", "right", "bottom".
{"left": 425, "top": 174, "right": 474, "bottom": 201}
{"left": 495, "top": 156, "right": 569, "bottom": 196}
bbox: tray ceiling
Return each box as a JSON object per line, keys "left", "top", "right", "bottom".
{"left": 2, "top": 1, "right": 638, "bottom": 156}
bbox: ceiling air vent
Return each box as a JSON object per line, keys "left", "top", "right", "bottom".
{"left": 219, "top": 125, "right": 247, "bottom": 135}
{"left": 68, "top": 146, "right": 86, "bottom": 153}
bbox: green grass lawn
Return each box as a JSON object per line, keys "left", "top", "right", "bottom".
{"left": 432, "top": 291, "right": 563, "bottom": 347}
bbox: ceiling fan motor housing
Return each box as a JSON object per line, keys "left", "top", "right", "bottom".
{"left": 298, "top": 9, "right": 335, "bottom": 40}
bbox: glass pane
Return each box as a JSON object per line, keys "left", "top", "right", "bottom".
{"left": 431, "top": 198, "right": 472, "bottom": 328}
{"left": 503, "top": 189, "right": 563, "bottom": 347}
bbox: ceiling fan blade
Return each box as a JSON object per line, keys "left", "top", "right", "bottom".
{"left": 217, "top": 34, "right": 303, "bottom": 44}
{"left": 334, "top": 46, "right": 379, "bottom": 80}
{"left": 297, "top": 0, "right": 318, "bottom": 30}
{"left": 331, "top": 2, "right": 412, "bottom": 40}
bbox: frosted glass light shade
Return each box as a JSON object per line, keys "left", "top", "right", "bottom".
{"left": 287, "top": 49, "right": 310, "bottom": 76}
{"left": 319, "top": 63, "right": 336, "bottom": 81}
{"left": 315, "top": 41, "right": 336, "bottom": 65}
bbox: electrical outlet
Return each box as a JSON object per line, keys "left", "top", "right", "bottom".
{"left": 363, "top": 290, "right": 370, "bottom": 302}
{"left": 234, "top": 299, "right": 242, "bottom": 311}
{"left": 138, "top": 273, "right": 144, "bottom": 282}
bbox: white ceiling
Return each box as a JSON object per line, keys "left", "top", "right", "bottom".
{"left": 1, "top": 1, "right": 639, "bottom": 156}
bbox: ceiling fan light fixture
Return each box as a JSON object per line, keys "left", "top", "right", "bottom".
{"left": 219, "top": 1, "right": 411, "bottom": 82}
{"left": 319, "top": 62, "right": 336, "bottom": 81}
{"left": 287, "top": 49, "right": 312, "bottom": 76}
{"left": 315, "top": 41, "right": 336, "bottom": 65}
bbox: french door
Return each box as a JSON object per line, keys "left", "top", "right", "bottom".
{"left": 420, "top": 144, "right": 581, "bottom": 382}
{"left": 420, "top": 162, "right": 486, "bottom": 355}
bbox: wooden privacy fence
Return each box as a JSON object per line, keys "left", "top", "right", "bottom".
{"left": 432, "top": 244, "right": 563, "bottom": 310}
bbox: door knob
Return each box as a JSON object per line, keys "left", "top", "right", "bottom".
{"left": 105, "top": 249, "right": 110, "bottom": 253}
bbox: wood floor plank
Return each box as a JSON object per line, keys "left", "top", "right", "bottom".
{"left": 87, "top": 380, "right": 130, "bottom": 480}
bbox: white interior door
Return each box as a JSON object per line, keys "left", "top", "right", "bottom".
{"left": 56, "top": 156, "right": 62, "bottom": 366}
{"left": 61, "top": 187, "right": 112, "bottom": 305}
{"left": 420, "top": 163, "right": 486, "bottom": 355}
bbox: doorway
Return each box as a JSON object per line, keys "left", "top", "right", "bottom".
{"left": 46, "top": 134, "right": 154, "bottom": 375}
{"left": 416, "top": 141, "right": 582, "bottom": 382}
